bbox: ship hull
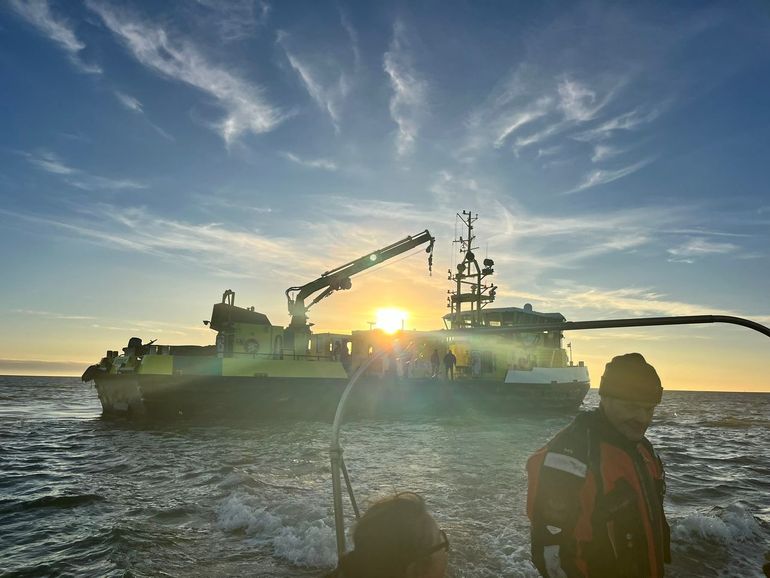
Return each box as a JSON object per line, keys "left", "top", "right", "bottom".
{"left": 93, "top": 373, "right": 590, "bottom": 420}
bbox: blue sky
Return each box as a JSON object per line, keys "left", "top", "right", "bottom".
{"left": 1, "top": 0, "right": 769, "bottom": 389}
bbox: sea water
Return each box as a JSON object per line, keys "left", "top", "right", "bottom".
{"left": 1, "top": 376, "right": 768, "bottom": 577}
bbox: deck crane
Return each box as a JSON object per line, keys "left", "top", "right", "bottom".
{"left": 285, "top": 230, "right": 435, "bottom": 328}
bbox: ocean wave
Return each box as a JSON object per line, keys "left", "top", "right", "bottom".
{"left": 2, "top": 493, "right": 105, "bottom": 514}
{"left": 673, "top": 503, "right": 764, "bottom": 544}
{"left": 700, "top": 417, "right": 770, "bottom": 429}
{"left": 216, "top": 494, "right": 284, "bottom": 535}
{"left": 670, "top": 503, "right": 769, "bottom": 577}
{"left": 273, "top": 523, "right": 337, "bottom": 568}
{"left": 217, "top": 470, "right": 262, "bottom": 490}
{"left": 4, "top": 379, "right": 769, "bottom": 577}
{"left": 215, "top": 493, "right": 337, "bottom": 568}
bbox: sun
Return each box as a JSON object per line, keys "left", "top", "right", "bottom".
{"left": 375, "top": 308, "right": 409, "bottom": 334}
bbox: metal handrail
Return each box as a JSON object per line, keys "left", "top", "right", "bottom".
{"left": 329, "top": 341, "right": 412, "bottom": 559}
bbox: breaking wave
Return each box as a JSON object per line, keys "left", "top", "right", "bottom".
{"left": 216, "top": 493, "right": 338, "bottom": 568}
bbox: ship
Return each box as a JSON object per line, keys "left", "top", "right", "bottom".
{"left": 82, "top": 211, "right": 590, "bottom": 419}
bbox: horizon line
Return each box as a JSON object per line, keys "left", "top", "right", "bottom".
{"left": 1, "top": 374, "right": 769, "bottom": 394}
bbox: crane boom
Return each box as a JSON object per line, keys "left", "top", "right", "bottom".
{"left": 286, "top": 229, "right": 435, "bottom": 327}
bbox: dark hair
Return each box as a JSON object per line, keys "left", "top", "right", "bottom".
{"left": 325, "top": 492, "right": 439, "bottom": 578}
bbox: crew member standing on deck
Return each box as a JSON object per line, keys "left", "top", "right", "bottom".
{"left": 443, "top": 350, "right": 457, "bottom": 380}
{"left": 430, "top": 349, "right": 440, "bottom": 378}
{"left": 526, "top": 353, "right": 671, "bottom": 577}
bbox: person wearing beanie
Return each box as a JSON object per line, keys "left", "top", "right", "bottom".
{"left": 526, "top": 353, "right": 671, "bottom": 577}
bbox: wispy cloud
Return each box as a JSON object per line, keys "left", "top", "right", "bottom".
{"left": 553, "top": 285, "right": 698, "bottom": 317}
{"left": 10, "top": 0, "right": 101, "bottom": 74}
{"left": 428, "top": 170, "right": 495, "bottom": 212}
{"left": 0, "top": 205, "right": 318, "bottom": 279}
{"left": 271, "top": 179, "right": 754, "bottom": 290}
{"left": 192, "top": 0, "right": 271, "bottom": 42}
{"left": 11, "top": 308, "right": 95, "bottom": 320}
{"left": 558, "top": 78, "right": 608, "bottom": 122}
{"left": 87, "top": 1, "right": 284, "bottom": 146}
{"left": 464, "top": 72, "right": 622, "bottom": 160}
{"left": 25, "top": 150, "right": 76, "bottom": 175}
{"left": 506, "top": 78, "right": 613, "bottom": 154}
{"left": 321, "top": 183, "right": 674, "bottom": 272}
{"left": 67, "top": 175, "right": 147, "bottom": 192}
{"left": 277, "top": 32, "right": 350, "bottom": 132}
{"left": 113, "top": 91, "right": 175, "bottom": 140}
{"left": 512, "top": 122, "right": 567, "bottom": 155}
{"left": 493, "top": 97, "right": 552, "bottom": 149}
{"left": 90, "top": 319, "right": 202, "bottom": 336}
{"left": 426, "top": 171, "right": 667, "bottom": 259}
{"left": 338, "top": 5, "right": 361, "bottom": 68}
{"left": 667, "top": 237, "right": 739, "bottom": 263}
{"left": 407, "top": 175, "right": 705, "bottom": 276}
{"left": 537, "top": 145, "right": 562, "bottom": 158}
{"left": 281, "top": 151, "right": 337, "bottom": 171}
{"left": 564, "top": 159, "right": 652, "bottom": 194}
{"left": 383, "top": 21, "right": 426, "bottom": 156}
{"left": 541, "top": 283, "right": 770, "bottom": 325}
{"left": 114, "top": 91, "right": 143, "bottom": 113}
{"left": 318, "top": 197, "right": 447, "bottom": 231}
{"left": 591, "top": 144, "right": 622, "bottom": 163}
{"left": 576, "top": 106, "right": 663, "bottom": 142}
{"left": 24, "top": 150, "right": 146, "bottom": 191}
{"left": 193, "top": 194, "right": 274, "bottom": 215}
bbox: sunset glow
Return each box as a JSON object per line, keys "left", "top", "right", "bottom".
{"left": 0, "top": 2, "right": 769, "bottom": 393}
{"left": 375, "top": 308, "right": 408, "bottom": 334}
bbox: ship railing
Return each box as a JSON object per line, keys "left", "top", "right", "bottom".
{"left": 223, "top": 352, "right": 343, "bottom": 361}
{"left": 143, "top": 345, "right": 342, "bottom": 362}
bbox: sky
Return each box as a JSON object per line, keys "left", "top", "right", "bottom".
{"left": 1, "top": 0, "right": 769, "bottom": 391}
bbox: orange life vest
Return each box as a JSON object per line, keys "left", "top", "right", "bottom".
{"left": 527, "top": 410, "right": 671, "bottom": 577}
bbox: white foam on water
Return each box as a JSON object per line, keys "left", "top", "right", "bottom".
{"left": 496, "top": 544, "right": 541, "bottom": 578}
{"left": 216, "top": 493, "right": 338, "bottom": 568}
{"left": 216, "top": 494, "right": 282, "bottom": 535}
{"left": 273, "top": 522, "right": 337, "bottom": 568}
{"left": 672, "top": 503, "right": 763, "bottom": 545}
{"left": 670, "top": 503, "right": 769, "bottom": 577}
{"left": 471, "top": 527, "right": 540, "bottom": 578}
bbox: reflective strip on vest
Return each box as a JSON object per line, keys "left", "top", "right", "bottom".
{"left": 543, "top": 452, "right": 587, "bottom": 478}
{"left": 544, "top": 545, "right": 568, "bottom": 578}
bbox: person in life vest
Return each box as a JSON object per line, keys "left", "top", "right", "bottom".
{"left": 527, "top": 353, "right": 671, "bottom": 577}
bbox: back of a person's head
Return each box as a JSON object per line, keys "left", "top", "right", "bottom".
{"left": 330, "top": 492, "right": 439, "bottom": 578}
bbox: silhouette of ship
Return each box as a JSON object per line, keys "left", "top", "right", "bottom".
{"left": 82, "top": 212, "right": 589, "bottom": 418}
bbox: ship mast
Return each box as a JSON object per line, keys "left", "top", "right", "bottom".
{"left": 447, "top": 211, "right": 497, "bottom": 329}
